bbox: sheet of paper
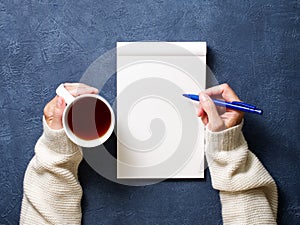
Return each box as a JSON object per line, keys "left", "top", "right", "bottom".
{"left": 117, "top": 42, "right": 206, "bottom": 179}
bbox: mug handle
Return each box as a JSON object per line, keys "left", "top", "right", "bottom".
{"left": 56, "top": 84, "right": 75, "bottom": 105}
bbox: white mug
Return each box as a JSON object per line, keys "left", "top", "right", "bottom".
{"left": 56, "top": 84, "right": 115, "bottom": 147}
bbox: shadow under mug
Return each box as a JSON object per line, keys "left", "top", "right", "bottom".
{"left": 56, "top": 84, "right": 115, "bottom": 147}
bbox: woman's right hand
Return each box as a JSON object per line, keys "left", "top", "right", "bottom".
{"left": 198, "top": 83, "right": 244, "bottom": 132}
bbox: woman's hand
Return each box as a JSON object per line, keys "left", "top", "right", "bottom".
{"left": 198, "top": 83, "right": 244, "bottom": 132}
{"left": 44, "top": 83, "right": 99, "bottom": 130}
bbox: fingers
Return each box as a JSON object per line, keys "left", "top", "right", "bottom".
{"left": 64, "top": 83, "right": 99, "bottom": 96}
{"left": 220, "top": 109, "right": 244, "bottom": 128}
{"left": 198, "top": 104, "right": 204, "bottom": 117}
{"left": 200, "top": 112, "right": 209, "bottom": 125}
{"left": 199, "top": 93, "right": 220, "bottom": 121}
{"left": 198, "top": 104, "right": 209, "bottom": 126}
{"left": 198, "top": 92, "right": 226, "bottom": 132}
{"left": 52, "top": 96, "right": 66, "bottom": 129}
{"left": 205, "top": 83, "right": 241, "bottom": 102}
{"left": 44, "top": 96, "right": 66, "bottom": 130}
{"left": 197, "top": 84, "right": 245, "bottom": 131}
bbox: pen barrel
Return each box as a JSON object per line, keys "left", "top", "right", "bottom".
{"left": 182, "top": 94, "right": 263, "bottom": 115}
{"left": 213, "top": 99, "right": 263, "bottom": 115}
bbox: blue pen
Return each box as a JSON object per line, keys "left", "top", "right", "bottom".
{"left": 182, "top": 94, "right": 263, "bottom": 115}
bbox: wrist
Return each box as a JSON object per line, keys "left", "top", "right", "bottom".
{"left": 205, "top": 120, "right": 247, "bottom": 152}
{"left": 40, "top": 116, "right": 81, "bottom": 154}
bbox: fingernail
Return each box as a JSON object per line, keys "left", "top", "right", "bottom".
{"left": 200, "top": 92, "right": 207, "bottom": 102}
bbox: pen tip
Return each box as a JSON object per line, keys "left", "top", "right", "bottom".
{"left": 182, "top": 94, "right": 189, "bottom": 98}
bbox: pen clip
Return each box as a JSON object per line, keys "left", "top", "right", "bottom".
{"left": 231, "top": 101, "right": 256, "bottom": 109}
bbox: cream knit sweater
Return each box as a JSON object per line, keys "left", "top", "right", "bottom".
{"left": 20, "top": 118, "right": 278, "bottom": 225}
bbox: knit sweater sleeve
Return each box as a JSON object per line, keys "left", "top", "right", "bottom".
{"left": 205, "top": 122, "right": 278, "bottom": 225}
{"left": 20, "top": 117, "right": 83, "bottom": 225}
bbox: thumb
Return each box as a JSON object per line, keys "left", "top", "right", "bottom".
{"left": 52, "top": 96, "right": 66, "bottom": 129}
{"left": 199, "top": 92, "right": 225, "bottom": 131}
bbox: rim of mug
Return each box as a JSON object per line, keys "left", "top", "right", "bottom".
{"left": 62, "top": 94, "right": 115, "bottom": 148}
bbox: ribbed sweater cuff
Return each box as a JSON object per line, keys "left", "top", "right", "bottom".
{"left": 40, "top": 116, "right": 81, "bottom": 155}
{"left": 205, "top": 121, "right": 246, "bottom": 152}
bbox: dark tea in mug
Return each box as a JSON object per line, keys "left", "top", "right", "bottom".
{"left": 67, "top": 97, "right": 112, "bottom": 140}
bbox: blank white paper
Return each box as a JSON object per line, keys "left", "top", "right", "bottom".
{"left": 117, "top": 42, "right": 206, "bottom": 179}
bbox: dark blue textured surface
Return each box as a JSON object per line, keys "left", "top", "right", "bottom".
{"left": 0, "top": 0, "right": 299, "bottom": 224}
